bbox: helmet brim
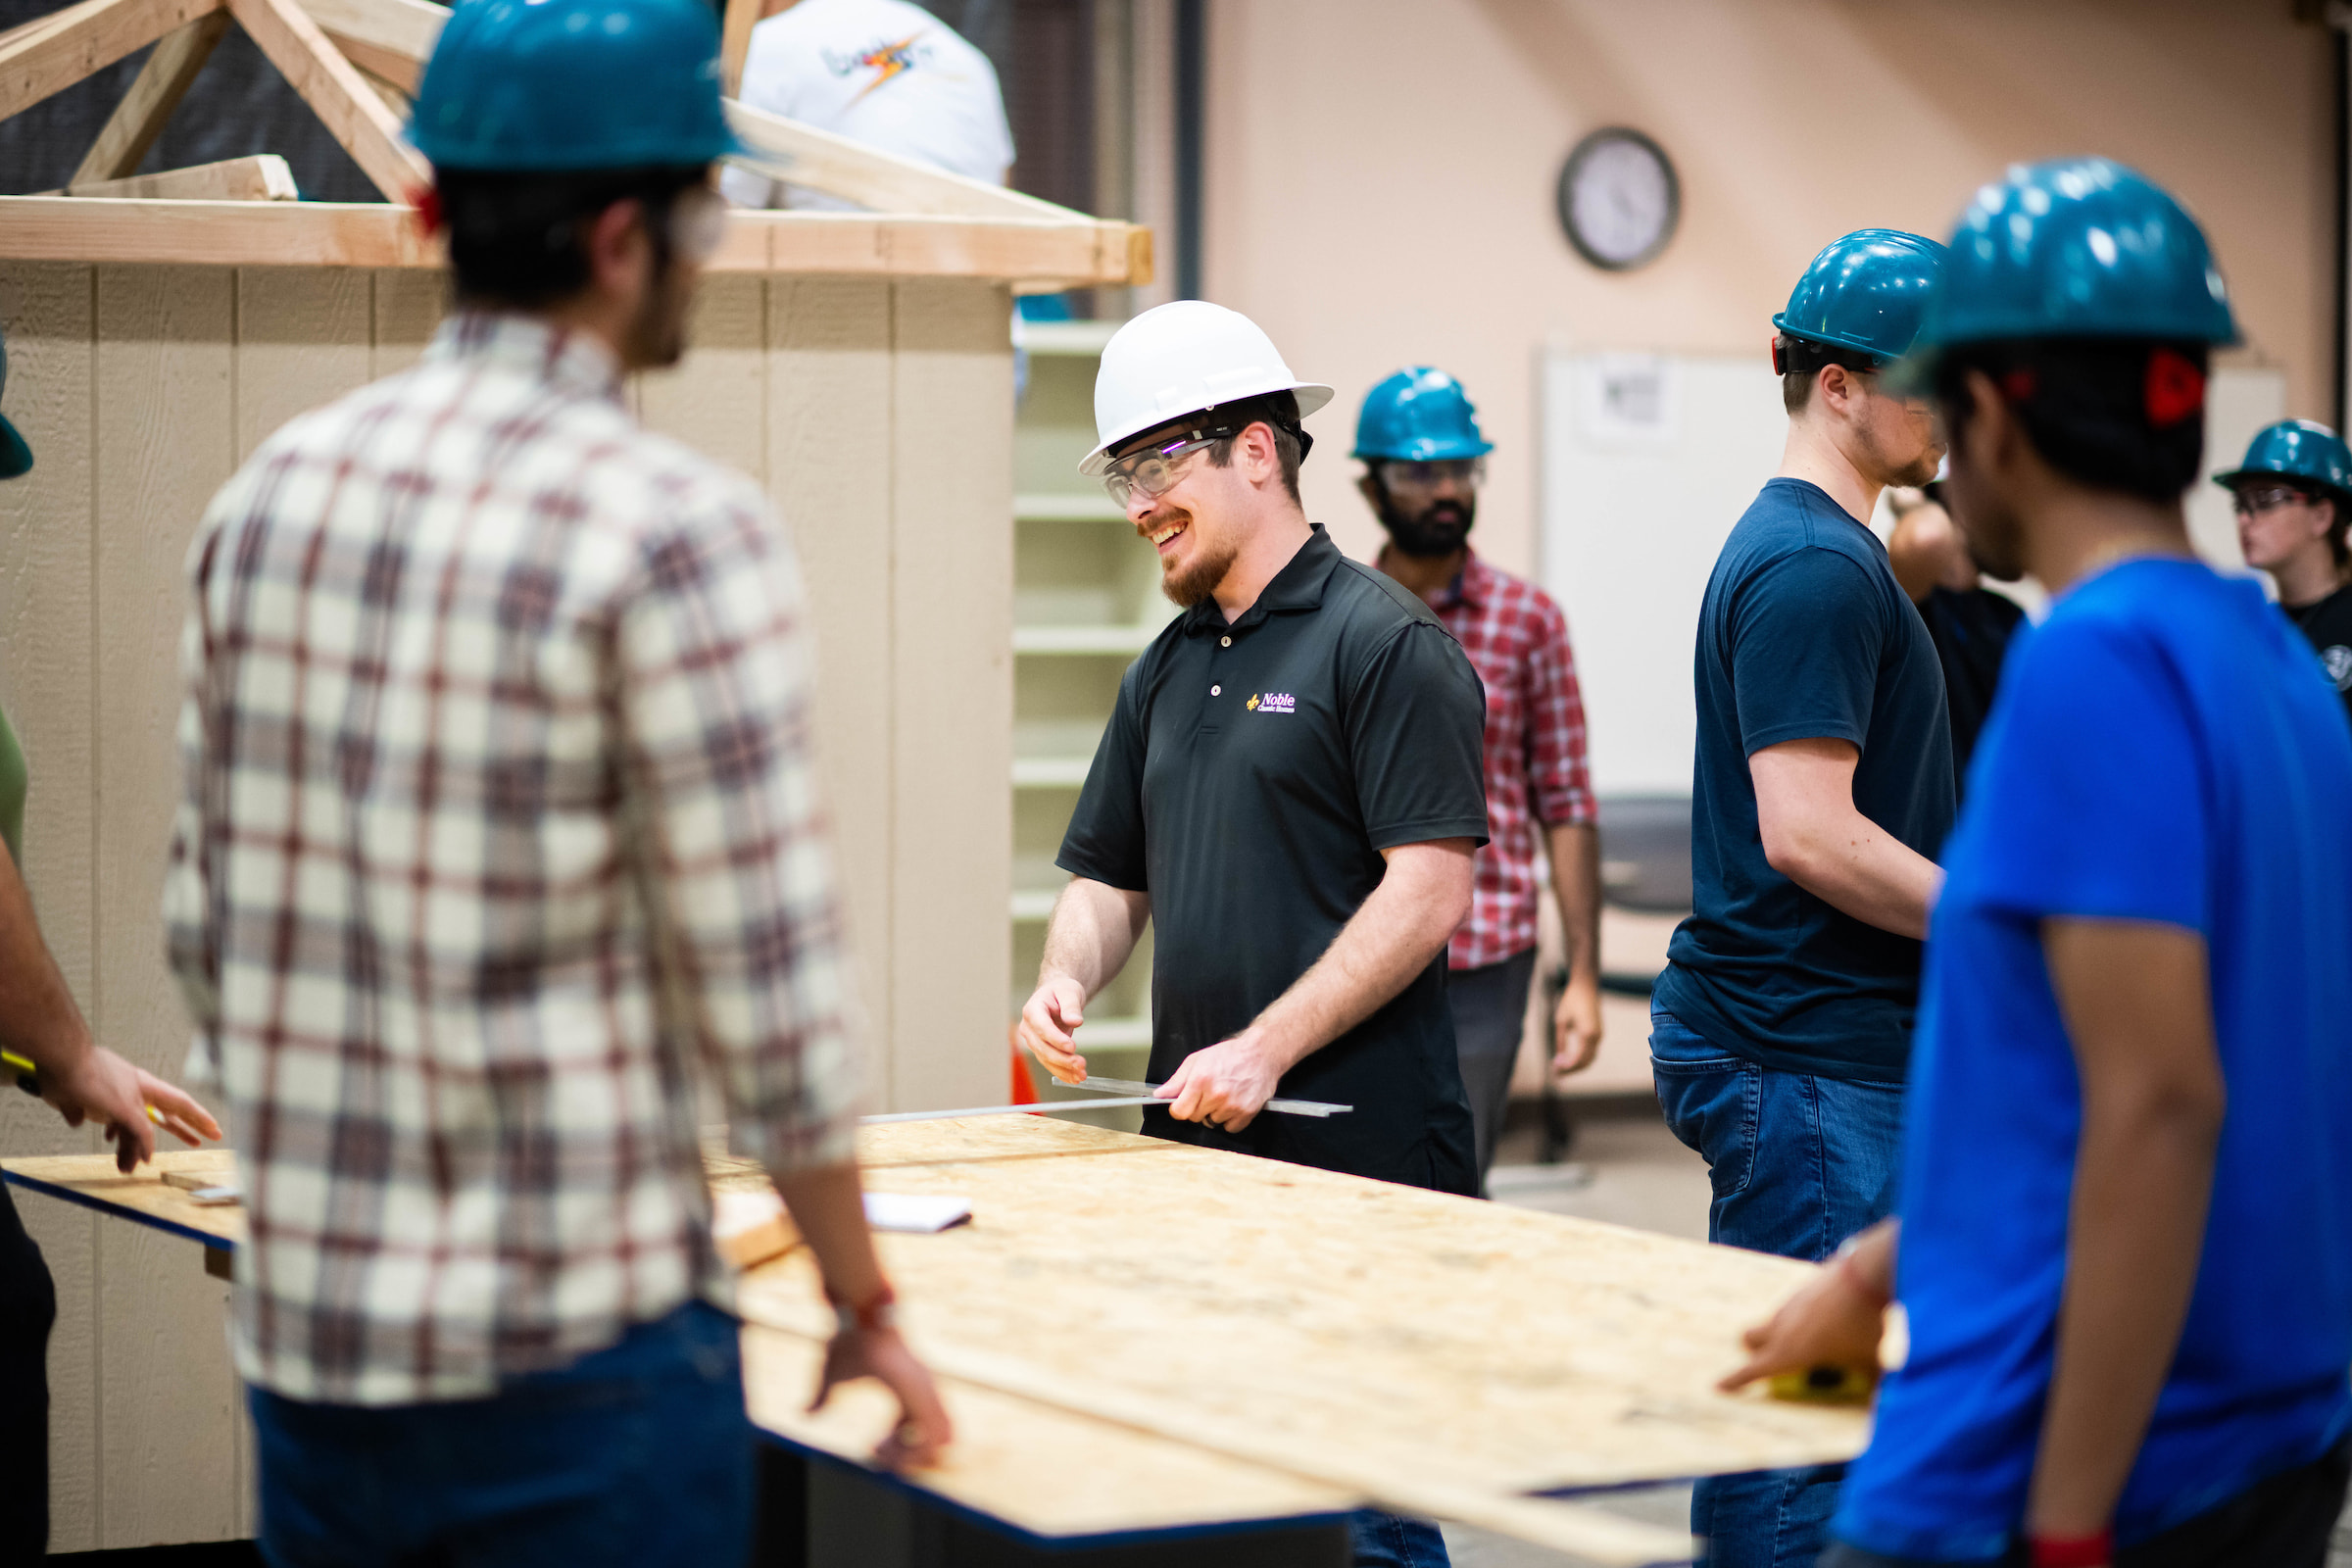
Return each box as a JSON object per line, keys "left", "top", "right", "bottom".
{"left": 0, "top": 415, "right": 32, "bottom": 480}
{"left": 1080, "top": 381, "right": 1335, "bottom": 475}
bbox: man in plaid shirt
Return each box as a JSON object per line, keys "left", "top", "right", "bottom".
{"left": 1355, "top": 369, "right": 1601, "bottom": 1187}
{"left": 162, "top": 3, "right": 946, "bottom": 1562}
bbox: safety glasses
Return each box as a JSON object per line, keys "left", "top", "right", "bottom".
{"left": 1377, "top": 457, "right": 1486, "bottom": 494}
{"left": 2233, "top": 483, "right": 2315, "bottom": 516}
{"left": 1102, "top": 423, "right": 1242, "bottom": 509}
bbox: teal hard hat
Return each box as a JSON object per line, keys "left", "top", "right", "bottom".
{"left": 1915, "top": 158, "right": 2237, "bottom": 353}
{"left": 410, "top": 0, "right": 739, "bottom": 172}
{"left": 1352, "top": 368, "right": 1494, "bottom": 463}
{"left": 0, "top": 333, "right": 30, "bottom": 481}
{"left": 1772, "top": 229, "right": 1945, "bottom": 364}
{"left": 2212, "top": 419, "right": 2352, "bottom": 507}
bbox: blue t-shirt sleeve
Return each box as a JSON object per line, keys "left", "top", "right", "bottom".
{"left": 1965, "top": 616, "right": 2207, "bottom": 930}
{"left": 1728, "top": 547, "right": 1886, "bottom": 756}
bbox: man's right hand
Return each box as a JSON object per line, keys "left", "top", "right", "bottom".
{"left": 40, "top": 1044, "right": 221, "bottom": 1172}
{"left": 810, "top": 1322, "right": 955, "bottom": 1470}
{"left": 1016, "top": 973, "right": 1089, "bottom": 1085}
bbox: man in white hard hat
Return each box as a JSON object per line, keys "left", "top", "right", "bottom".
{"left": 1016, "top": 301, "right": 1489, "bottom": 1564}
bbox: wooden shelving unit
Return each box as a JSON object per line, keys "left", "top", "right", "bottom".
{"left": 1011, "top": 318, "right": 1171, "bottom": 1062}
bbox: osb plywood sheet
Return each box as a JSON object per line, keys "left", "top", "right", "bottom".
{"left": 742, "top": 1325, "right": 1353, "bottom": 1538}
{"left": 734, "top": 1117, "right": 1867, "bottom": 1498}
{"left": 6, "top": 1150, "right": 246, "bottom": 1247}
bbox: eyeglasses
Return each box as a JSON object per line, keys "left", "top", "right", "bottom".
{"left": 1377, "top": 457, "right": 1486, "bottom": 494}
{"left": 2233, "top": 483, "right": 2316, "bottom": 515}
{"left": 1102, "top": 423, "right": 1242, "bottom": 509}
{"left": 667, "top": 182, "right": 730, "bottom": 266}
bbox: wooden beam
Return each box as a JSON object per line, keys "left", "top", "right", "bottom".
{"left": 71, "top": 12, "right": 230, "bottom": 184}
{"left": 322, "top": 27, "right": 414, "bottom": 91}
{"left": 0, "top": 198, "right": 1146, "bottom": 286}
{"left": 724, "top": 99, "right": 1085, "bottom": 222}
{"left": 226, "top": 0, "right": 427, "bottom": 201}
{"left": 0, "top": 0, "right": 226, "bottom": 124}
{"left": 719, "top": 0, "right": 758, "bottom": 98}
{"left": 52, "top": 153, "right": 298, "bottom": 201}
{"left": 296, "top": 0, "right": 441, "bottom": 65}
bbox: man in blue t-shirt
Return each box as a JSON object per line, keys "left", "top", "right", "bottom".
{"left": 1653, "top": 229, "right": 1955, "bottom": 1566}
{"left": 1726, "top": 159, "right": 2352, "bottom": 1568}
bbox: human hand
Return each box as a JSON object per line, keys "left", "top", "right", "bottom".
{"left": 1015, "top": 972, "right": 1089, "bottom": 1086}
{"left": 1160, "top": 1033, "right": 1286, "bottom": 1133}
{"left": 809, "top": 1324, "right": 955, "bottom": 1470}
{"left": 1718, "top": 1253, "right": 1888, "bottom": 1394}
{"left": 42, "top": 1046, "right": 221, "bottom": 1173}
{"left": 1552, "top": 972, "right": 1602, "bottom": 1076}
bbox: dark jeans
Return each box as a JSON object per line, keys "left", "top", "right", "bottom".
{"left": 1349, "top": 1508, "right": 1451, "bottom": 1567}
{"left": 1817, "top": 1437, "right": 2352, "bottom": 1567}
{"left": 251, "top": 1299, "right": 753, "bottom": 1568}
{"left": 1650, "top": 1004, "right": 1905, "bottom": 1568}
{"left": 1448, "top": 947, "right": 1540, "bottom": 1191}
{"left": 0, "top": 1183, "right": 54, "bottom": 1560}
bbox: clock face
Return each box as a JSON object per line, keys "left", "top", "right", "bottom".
{"left": 1557, "top": 128, "right": 1680, "bottom": 271}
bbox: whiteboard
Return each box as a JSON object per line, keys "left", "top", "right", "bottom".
{"left": 1538, "top": 350, "right": 2285, "bottom": 798}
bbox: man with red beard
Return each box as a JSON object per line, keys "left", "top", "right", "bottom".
{"left": 1017, "top": 300, "right": 1488, "bottom": 1566}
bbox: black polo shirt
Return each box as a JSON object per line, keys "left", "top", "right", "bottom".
{"left": 1057, "top": 524, "right": 1490, "bottom": 1193}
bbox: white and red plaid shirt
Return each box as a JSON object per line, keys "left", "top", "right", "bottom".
{"left": 1386, "top": 549, "right": 1594, "bottom": 970}
{"left": 164, "top": 313, "right": 863, "bottom": 1404}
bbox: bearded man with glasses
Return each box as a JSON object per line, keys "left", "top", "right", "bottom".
{"left": 1351, "top": 368, "right": 1601, "bottom": 1194}
{"left": 2216, "top": 419, "right": 2352, "bottom": 723}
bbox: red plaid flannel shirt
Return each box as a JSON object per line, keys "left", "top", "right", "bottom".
{"left": 164, "top": 314, "right": 862, "bottom": 1403}
{"left": 1396, "top": 550, "right": 1594, "bottom": 969}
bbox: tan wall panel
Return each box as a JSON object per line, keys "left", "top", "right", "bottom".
{"left": 0, "top": 260, "right": 102, "bottom": 1552}
{"left": 889, "top": 279, "right": 1010, "bottom": 1111}
{"left": 92, "top": 263, "right": 240, "bottom": 1546}
{"left": 642, "top": 274, "right": 767, "bottom": 483}
{"left": 235, "top": 269, "right": 374, "bottom": 461}
{"left": 371, "top": 269, "right": 447, "bottom": 377}
{"left": 767, "top": 278, "right": 897, "bottom": 1101}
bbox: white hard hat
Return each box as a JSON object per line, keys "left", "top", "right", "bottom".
{"left": 1079, "top": 301, "right": 1335, "bottom": 475}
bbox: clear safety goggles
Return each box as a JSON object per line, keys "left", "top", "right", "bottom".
{"left": 1102, "top": 422, "right": 1243, "bottom": 509}
{"left": 1376, "top": 457, "right": 1487, "bottom": 494}
{"left": 2232, "top": 482, "right": 2317, "bottom": 516}
{"left": 667, "top": 182, "right": 730, "bottom": 266}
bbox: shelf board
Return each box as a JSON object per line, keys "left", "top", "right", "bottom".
{"left": 1014, "top": 492, "right": 1129, "bottom": 523}
{"left": 1011, "top": 757, "right": 1093, "bottom": 788}
{"left": 1018, "top": 319, "right": 1120, "bottom": 356}
{"left": 1013, "top": 624, "right": 1159, "bottom": 656}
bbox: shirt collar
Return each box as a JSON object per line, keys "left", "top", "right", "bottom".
{"left": 1185, "top": 523, "right": 1345, "bottom": 633}
{"left": 424, "top": 310, "right": 625, "bottom": 405}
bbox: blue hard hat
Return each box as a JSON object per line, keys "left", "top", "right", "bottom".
{"left": 1773, "top": 229, "right": 1945, "bottom": 363}
{"left": 1915, "top": 158, "right": 2236, "bottom": 352}
{"left": 410, "top": 0, "right": 739, "bottom": 172}
{"left": 1352, "top": 368, "right": 1494, "bottom": 463}
{"left": 2213, "top": 419, "right": 2352, "bottom": 507}
{"left": 0, "top": 333, "right": 30, "bottom": 480}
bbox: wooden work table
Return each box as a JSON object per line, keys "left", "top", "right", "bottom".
{"left": 6, "top": 1117, "right": 1866, "bottom": 1566}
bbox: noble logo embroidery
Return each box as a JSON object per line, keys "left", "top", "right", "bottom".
{"left": 1246, "top": 694, "right": 1260, "bottom": 710}
{"left": 1254, "top": 693, "right": 1297, "bottom": 714}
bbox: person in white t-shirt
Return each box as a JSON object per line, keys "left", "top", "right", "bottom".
{"left": 720, "top": 0, "right": 1015, "bottom": 211}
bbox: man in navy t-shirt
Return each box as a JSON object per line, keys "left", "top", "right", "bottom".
{"left": 1653, "top": 229, "right": 1954, "bottom": 1566}
{"left": 1726, "top": 160, "right": 2352, "bottom": 1568}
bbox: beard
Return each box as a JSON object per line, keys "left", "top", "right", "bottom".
{"left": 621, "top": 258, "right": 693, "bottom": 370}
{"left": 1148, "top": 507, "right": 1240, "bottom": 609}
{"left": 1379, "top": 496, "right": 1475, "bottom": 559}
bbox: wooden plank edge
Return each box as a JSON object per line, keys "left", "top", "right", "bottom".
{"left": 49, "top": 154, "right": 299, "bottom": 201}
{"left": 1, "top": 1168, "right": 234, "bottom": 1252}
{"left": 0, "top": 199, "right": 1145, "bottom": 282}
{"left": 741, "top": 1296, "right": 1697, "bottom": 1567}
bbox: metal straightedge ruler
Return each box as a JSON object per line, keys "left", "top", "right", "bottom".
{"left": 858, "top": 1074, "right": 1351, "bottom": 1126}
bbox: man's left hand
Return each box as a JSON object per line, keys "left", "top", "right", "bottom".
{"left": 1160, "top": 1032, "right": 1287, "bottom": 1133}
{"left": 1552, "top": 970, "right": 1602, "bottom": 1076}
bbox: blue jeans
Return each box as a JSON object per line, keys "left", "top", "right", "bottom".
{"left": 1649, "top": 1005, "right": 1904, "bottom": 1568}
{"left": 1349, "top": 1509, "right": 1451, "bottom": 1566}
{"left": 250, "top": 1300, "right": 753, "bottom": 1568}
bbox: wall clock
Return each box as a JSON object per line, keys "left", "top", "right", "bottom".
{"left": 1557, "top": 127, "right": 1680, "bottom": 271}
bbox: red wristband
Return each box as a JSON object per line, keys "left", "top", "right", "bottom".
{"left": 2028, "top": 1530, "right": 2112, "bottom": 1568}
{"left": 824, "top": 1278, "right": 898, "bottom": 1335}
